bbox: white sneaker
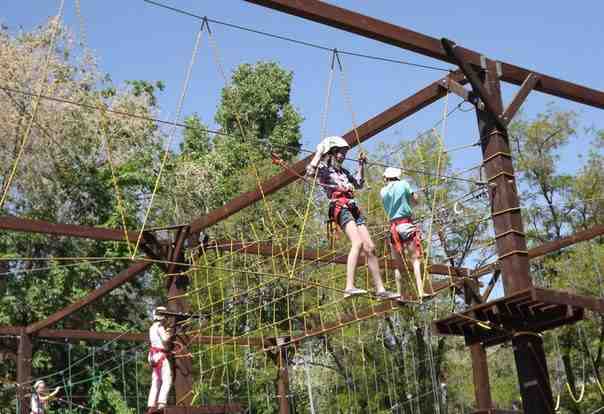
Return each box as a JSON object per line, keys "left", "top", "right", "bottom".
{"left": 375, "top": 290, "right": 400, "bottom": 300}
{"left": 344, "top": 287, "right": 367, "bottom": 298}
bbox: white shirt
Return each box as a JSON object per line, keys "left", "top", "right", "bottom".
{"left": 30, "top": 393, "right": 44, "bottom": 414}
{"left": 149, "top": 321, "right": 170, "bottom": 349}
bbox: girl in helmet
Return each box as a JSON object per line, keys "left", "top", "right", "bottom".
{"left": 147, "top": 306, "right": 173, "bottom": 412}
{"left": 380, "top": 167, "right": 427, "bottom": 300}
{"left": 30, "top": 381, "right": 60, "bottom": 414}
{"left": 307, "top": 136, "right": 398, "bottom": 300}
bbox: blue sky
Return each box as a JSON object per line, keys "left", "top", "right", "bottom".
{"left": 3, "top": 1, "right": 603, "bottom": 298}
{"left": 3, "top": 0, "right": 603, "bottom": 174}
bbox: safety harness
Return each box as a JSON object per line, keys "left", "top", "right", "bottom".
{"left": 327, "top": 190, "right": 362, "bottom": 235}
{"left": 389, "top": 217, "right": 423, "bottom": 256}
{"left": 148, "top": 347, "right": 169, "bottom": 379}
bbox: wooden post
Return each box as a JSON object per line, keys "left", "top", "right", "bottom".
{"left": 470, "top": 344, "right": 492, "bottom": 410}
{"left": 476, "top": 58, "right": 554, "bottom": 413}
{"left": 17, "top": 333, "right": 32, "bottom": 414}
{"left": 167, "top": 227, "right": 194, "bottom": 406}
{"left": 275, "top": 346, "right": 290, "bottom": 414}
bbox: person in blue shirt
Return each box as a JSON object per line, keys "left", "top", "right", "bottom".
{"left": 307, "top": 136, "right": 398, "bottom": 300}
{"left": 380, "top": 167, "right": 427, "bottom": 300}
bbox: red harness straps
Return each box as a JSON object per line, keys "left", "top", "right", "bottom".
{"left": 390, "top": 217, "right": 423, "bottom": 256}
{"left": 149, "top": 347, "right": 168, "bottom": 378}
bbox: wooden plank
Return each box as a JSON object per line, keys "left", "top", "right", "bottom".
{"left": 501, "top": 73, "right": 539, "bottom": 124}
{"left": 189, "top": 72, "right": 464, "bottom": 234}
{"left": 26, "top": 261, "right": 152, "bottom": 334}
{"left": 245, "top": 0, "right": 604, "bottom": 109}
{"left": 161, "top": 405, "right": 243, "bottom": 414}
{"left": 291, "top": 280, "right": 454, "bottom": 346}
{"left": 532, "top": 287, "right": 604, "bottom": 314}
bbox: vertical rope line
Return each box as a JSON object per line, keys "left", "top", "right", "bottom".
{"left": 121, "top": 350, "right": 127, "bottom": 406}
{"left": 68, "top": 343, "right": 73, "bottom": 413}
{"left": 98, "top": 103, "right": 134, "bottom": 255}
{"left": 0, "top": 0, "right": 66, "bottom": 209}
{"left": 134, "top": 350, "right": 140, "bottom": 414}
{"left": 422, "top": 92, "right": 449, "bottom": 291}
{"left": 425, "top": 323, "right": 441, "bottom": 414}
{"left": 131, "top": 23, "right": 204, "bottom": 258}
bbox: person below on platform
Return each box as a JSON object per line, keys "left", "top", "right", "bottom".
{"left": 147, "top": 306, "right": 173, "bottom": 412}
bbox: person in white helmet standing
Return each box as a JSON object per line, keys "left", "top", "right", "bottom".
{"left": 380, "top": 167, "right": 428, "bottom": 300}
{"left": 307, "top": 136, "right": 398, "bottom": 300}
{"left": 30, "top": 380, "right": 60, "bottom": 414}
{"left": 147, "top": 306, "right": 173, "bottom": 412}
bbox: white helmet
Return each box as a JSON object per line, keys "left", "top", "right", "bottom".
{"left": 34, "top": 380, "right": 45, "bottom": 390}
{"left": 153, "top": 306, "right": 167, "bottom": 321}
{"left": 317, "top": 135, "right": 349, "bottom": 156}
{"left": 383, "top": 167, "right": 402, "bottom": 179}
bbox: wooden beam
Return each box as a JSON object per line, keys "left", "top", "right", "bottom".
{"left": 189, "top": 72, "right": 464, "bottom": 234}
{"left": 208, "top": 239, "right": 470, "bottom": 277}
{"left": 25, "top": 261, "right": 152, "bottom": 334}
{"left": 480, "top": 269, "right": 501, "bottom": 302}
{"left": 532, "top": 287, "right": 604, "bottom": 314}
{"left": 0, "top": 215, "right": 136, "bottom": 242}
{"left": 441, "top": 38, "right": 506, "bottom": 131}
{"left": 30, "top": 328, "right": 267, "bottom": 347}
{"left": 501, "top": 73, "right": 539, "bottom": 125}
{"left": 286, "top": 280, "right": 454, "bottom": 347}
{"left": 161, "top": 405, "right": 244, "bottom": 414}
{"left": 244, "top": 0, "right": 604, "bottom": 110}
{"left": 472, "top": 224, "right": 604, "bottom": 278}
{"left": 439, "top": 76, "right": 476, "bottom": 106}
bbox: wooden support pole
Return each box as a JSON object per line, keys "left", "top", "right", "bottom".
{"left": 167, "top": 227, "right": 194, "bottom": 406}
{"left": 275, "top": 346, "right": 290, "bottom": 414}
{"left": 17, "top": 332, "right": 32, "bottom": 414}
{"left": 476, "top": 58, "right": 553, "bottom": 414}
{"left": 470, "top": 344, "right": 493, "bottom": 410}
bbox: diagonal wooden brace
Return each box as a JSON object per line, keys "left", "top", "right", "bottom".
{"left": 501, "top": 73, "right": 540, "bottom": 125}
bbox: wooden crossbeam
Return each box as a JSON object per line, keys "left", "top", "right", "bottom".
{"left": 189, "top": 72, "right": 465, "bottom": 234}
{"left": 281, "top": 280, "right": 454, "bottom": 349}
{"left": 208, "top": 239, "right": 470, "bottom": 277}
{"left": 25, "top": 261, "right": 152, "bottom": 334}
{"left": 472, "top": 224, "right": 604, "bottom": 277}
{"left": 441, "top": 38, "right": 506, "bottom": 131}
{"left": 0, "top": 215, "right": 136, "bottom": 242}
{"left": 244, "top": 0, "right": 604, "bottom": 110}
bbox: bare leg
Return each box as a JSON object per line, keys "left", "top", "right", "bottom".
{"left": 356, "top": 224, "right": 386, "bottom": 293}
{"left": 343, "top": 220, "right": 363, "bottom": 291}
{"left": 405, "top": 243, "right": 424, "bottom": 297}
{"left": 389, "top": 242, "right": 404, "bottom": 295}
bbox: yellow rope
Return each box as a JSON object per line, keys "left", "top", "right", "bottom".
{"left": 131, "top": 25, "right": 204, "bottom": 259}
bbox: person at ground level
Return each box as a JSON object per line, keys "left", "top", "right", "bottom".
{"left": 147, "top": 306, "right": 173, "bottom": 411}
{"left": 30, "top": 380, "right": 60, "bottom": 414}
{"left": 380, "top": 167, "right": 428, "bottom": 300}
{"left": 307, "top": 135, "right": 398, "bottom": 300}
